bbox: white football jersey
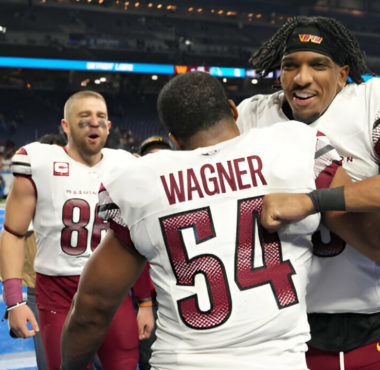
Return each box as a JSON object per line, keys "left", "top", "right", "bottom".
{"left": 11, "top": 143, "right": 135, "bottom": 276}
{"left": 99, "top": 123, "right": 340, "bottom": 369}
{"left": 237, "top": 77, "right": 380, "bottom": 313}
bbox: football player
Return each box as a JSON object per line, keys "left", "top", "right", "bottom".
{"left": 61, "top": 72, "right": 354, "bottom": 370}
{"left": 237, "top": 15, "right": 380, "bottom": 369}
{"left": 0, "top": 90, "right": 154, "bottom": 370}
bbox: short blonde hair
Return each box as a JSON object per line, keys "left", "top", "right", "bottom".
{"left": 63, "top": 90, "right": 107, "bottom": 121}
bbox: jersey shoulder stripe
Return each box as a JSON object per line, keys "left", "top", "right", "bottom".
{"left": 314, "top": 134, "right": 341, "bottom": 179}
{"left": 11, "top": 147, "right": 31, "bottom": 176}
{"left": 98, "top": 185, "right": 135, "bottom": 249}
{"left": 314, "top": 133, "right": 341, "bottom": 189}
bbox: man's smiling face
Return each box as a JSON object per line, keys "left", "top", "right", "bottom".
{"left": 280, "top": 51, "right": 349, "bottom": 123}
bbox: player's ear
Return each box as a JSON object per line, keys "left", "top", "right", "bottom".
{"left": 338, "top": 64, "right": 350, "bottom": 89}
{"left": 61, "top": 119, "right": 69, "bottom": 135}
{"left": 228, "top": 100, "right": 238, "bottom": 121}
{"left": 169, "top": 133, "right": 184, "bottom": 150}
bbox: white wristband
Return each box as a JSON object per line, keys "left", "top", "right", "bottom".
{"left": 6, "top": 301, "right": 27, "bottom": 312}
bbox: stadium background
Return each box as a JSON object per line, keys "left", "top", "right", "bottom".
{"left": 1, "top": 0, "right": 380, "bottom": 368}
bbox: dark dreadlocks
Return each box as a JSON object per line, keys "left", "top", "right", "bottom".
{"left": 249, "top": 16, "right": 370, "bottom": 84}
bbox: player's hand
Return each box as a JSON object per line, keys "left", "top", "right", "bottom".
{"left": 261, "top": 193, "right": 314, "bottom": 233}
{"left": 8, "top": 304, "right": 39, "bottom": 338}
{"left": 137, "top": 305, "right": 154, "bottom": 340}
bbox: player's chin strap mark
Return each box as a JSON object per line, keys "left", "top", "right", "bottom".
{"left": 306, "top": 186, "right": 346, "bottom": 213}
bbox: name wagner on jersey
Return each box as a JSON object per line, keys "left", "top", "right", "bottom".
{"left": 160, "top": 155, "right": 268, "bottom": 205}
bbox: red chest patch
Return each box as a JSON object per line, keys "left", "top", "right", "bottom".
{"left": 53, "top": 162, "right": 70, "bottom": 176}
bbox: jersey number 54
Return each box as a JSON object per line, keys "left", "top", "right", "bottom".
{"left": 160, "top": 195, "right": 298, "bottom": 330}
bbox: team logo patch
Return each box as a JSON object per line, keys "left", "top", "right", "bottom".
{"left": 298, "top": 34, "right": 323, "bottom": 44}
{"left": 53, "top": 162, "right": 69, "bottom": 176}
{"left": 15, "top": 147, "right": 27, "bottom": 155}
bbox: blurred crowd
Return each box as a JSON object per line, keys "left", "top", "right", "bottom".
{"left": 0, "top": 140, "right": 16, "bottom": 171}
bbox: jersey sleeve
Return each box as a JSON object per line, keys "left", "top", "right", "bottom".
{"left": 314, "top": 131, "right": 342, "bottom": 189}
{"left": 372, "top": 117, "right": 380, "bottom": 161}
{"left": 98, "top": 184, "right": 151, "bottom": 299}
{"left": 236, "top": 97, "right": 254, "bottom": 133}
{"left": 98, "top": 184, "right": 138, "bottom": 252}
{"left": 368, "top": 78, "right": 380, "bottom": 164}
{"left": 11, "top": 147, "right": 32, "bottom": 176}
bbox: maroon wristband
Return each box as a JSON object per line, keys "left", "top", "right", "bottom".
{"left": 3, "top": 278, "right": 23, "bottom": 307}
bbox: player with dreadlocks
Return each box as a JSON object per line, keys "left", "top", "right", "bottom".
{"left": 250, "top": 16, "right": 369, "bottom": 84}
{"left": 237, "top": 15, "right": 380, "bottom": 370}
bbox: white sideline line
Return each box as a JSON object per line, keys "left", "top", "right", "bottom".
{"left": 0, "top": 351, "right": 36, "bottom": 369}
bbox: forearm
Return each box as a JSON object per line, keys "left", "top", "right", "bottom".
{"left": 1, "top": 230, "right": 38, "bottom": 338}
{"left": 344, "top": 176, "right": 380, "bottom": 211}
{"left": 61, "top": 270, "right": 127, "bottom": 369}
{"left": 0, "top": 229, "right": 25, "bottom": 279}
{"left": 1, "top": 175, "right": 35, "bottom": 279}
{"left": 61, "top": 294, "right": 113, "bottom": 370}
{"left": 307, "top": 177, "right": 380, "bottom": 213}
{"left": 60, "top": 230, "right": 147, "bottom": 369}
{"left": 323, "top": 210, "right": 380, "bottom": 263}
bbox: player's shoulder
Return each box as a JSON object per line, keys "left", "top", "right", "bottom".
{"left": 101, "top": 147, "right": 136, "bottom": 162}
{"left": 14, "top": 141, "right": 42, "bottom": 155}
{"left": 100, "top": 147, "right": 133, "bottom": 157}
{"left": 363, "top": 76, "right": 380, "bottom": 88}
{"left": 17, "top": 142, "right": 64, "bottom": 156}
{"left": 12, "top": 142, "right": 65, "bottom": 162}
{"left": 241, "top": 120, "right": 318, "bottom": 155}
{"left": 237, "top": 91, "right": 284, "bottom": 131}
{"left": 133, "top": 149, "right": 177, "bottom": 178}
{"left": 237, "top": 91, "right": 282, "bottom": 112}
{"left": 342, "top": 77, "right": 380, "bottom": 97}
{"left": 362, "top": 77, "right": 380, "bottom": 98}
{"left": 11, "top": 142, "right": 63, "bottom": 175}
{"left": 247, "top": 119, "right": 316, "bottom": 136}
{"left": 99, "top": 152, "right": 161, "bottom": 218}
{"left": 98, "top": 149, "right": 138, "bottom": 186}
{"left": 238, "top": 91, "right": 280, "bottom": 106}
{"left": 102, "top": 148, "right": 175, "bottom": 189}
